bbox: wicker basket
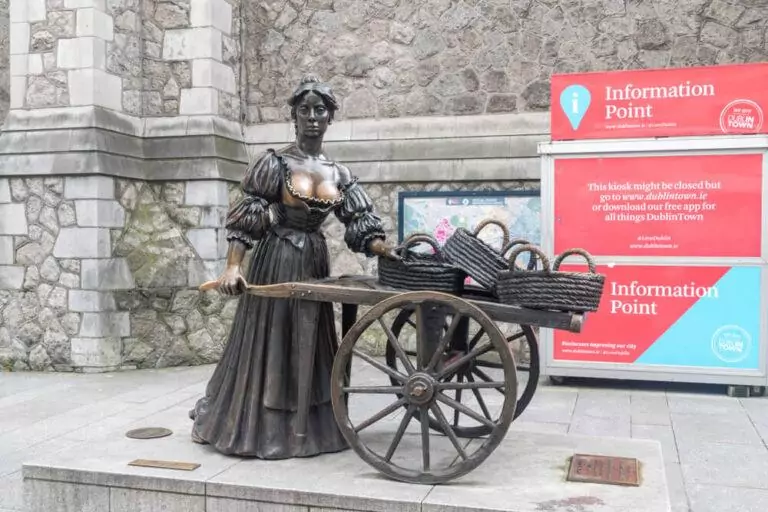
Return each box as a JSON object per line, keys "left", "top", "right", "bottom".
{"left": 378, "top": 234, "right": 466, "bottom": 293}
{"left": 496, "top": 246, "right": 606, "bottom": 312}
{"left": 443, "top": 219, "right": 511, "bottom": 291}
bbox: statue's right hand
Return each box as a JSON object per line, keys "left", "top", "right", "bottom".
{"left": 218, "top": 266, "right": 247, "bottom": 296}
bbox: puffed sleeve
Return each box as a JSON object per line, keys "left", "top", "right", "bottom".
{"left": 335, "top": 171, "right": 386, "bottom": 257}
{"left": 225, "top": 150, "right": 282, "bottom": 248}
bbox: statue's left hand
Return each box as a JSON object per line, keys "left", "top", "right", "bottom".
{"left": 369, "top": 238, "right": 401, "bottom": 261}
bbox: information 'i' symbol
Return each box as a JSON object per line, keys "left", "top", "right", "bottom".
{"left": 560, "top": 85, "right": 591, "bottom": 130}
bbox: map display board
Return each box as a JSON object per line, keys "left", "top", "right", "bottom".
{"left": 399, "top": 191, "right": 541, "bottom": 250}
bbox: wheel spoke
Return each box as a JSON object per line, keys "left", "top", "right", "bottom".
{"left": 453, "top": 373, "right": 464, "bottom": 427}
{"left": 472, "top": 367, "right": 506, "bottom": 396}
{"left": 378, "top": 317, "right": 415, "bottom": 375}
{"left": 385, "top": 405, "right": 416, "bottom": 462}
{"left": 415, "top": 304, "right": 428, "bottom": 370}
{"left": 506, "top": 331, "right": 526, "bottom": 343}
{"left": 466, "top": 372, "right": 493, "bottom": 420}
{"left": 354, "top": 397, "right": 407, "bottom": 432}
{"left": 436, "top": 392, "right": 496, "bottom": 429}
{"left": 342, "top": 386, "right": 403, "bottom": 394}
{"left": 466, "top": 327, "right": 485, "bottom": 349}
{"left": 426, "top": 313, "right": 463, "bottom": 372}
{"left": 429, "top": 404, "right": 468, "bottom": 461}
{"left": 437, "top": 337, "right": 493, "bottom": 380}
{"left": 421, "top": 406, "right": 430, "bottom": 471}
{"left": 438, "top": 380, "right": 506, "bottom": 391}
{"left": 352, "top": 348, "right": 407, "bottom": 383}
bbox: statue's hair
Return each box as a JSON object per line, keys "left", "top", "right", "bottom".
{"left": 287, "top": 74, "right": 339, "bottom": 123}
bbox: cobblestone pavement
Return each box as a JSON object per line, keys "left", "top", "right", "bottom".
{"left": 1, "top": 365, "right": 768, "bottom": 512}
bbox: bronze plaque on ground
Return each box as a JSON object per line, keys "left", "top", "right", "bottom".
{"left": 566, "top": 454, "right": 640, "bottom": 487}
{"left": 128, "top": 459, "right": 200, "bottom": 471}
{"left": 125, "top": 427, "right": 173, "bottom": 440}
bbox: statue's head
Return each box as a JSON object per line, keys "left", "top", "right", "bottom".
{"left": 287, "top": 74, "right": 339, "bottom": 140}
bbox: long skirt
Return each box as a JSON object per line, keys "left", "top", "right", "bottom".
{"left": 190, "top": 227, "right": 348, "bottom": 458}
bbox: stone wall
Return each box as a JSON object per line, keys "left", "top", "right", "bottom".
{"left": 0, "top": 0, "right": 8, "bottom": 123}
{"left": 245, "top": 0, "right": 768, "bottom": 122}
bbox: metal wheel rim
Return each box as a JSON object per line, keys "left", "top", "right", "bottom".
{"left": 331, "top": 291, "right": 518, "bottom": 485}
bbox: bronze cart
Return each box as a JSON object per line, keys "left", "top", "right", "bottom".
{"left": 218, "top": 275, "right": 584, "bottom": 485}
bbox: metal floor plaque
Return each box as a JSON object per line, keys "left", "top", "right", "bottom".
{"left": 128, "top": 459, "right": 200, "bottom": 471}
{"left": 125, "top": 427, "right": 173, "bottom": 440}
{"left": 566, "top": 454, "right": 640, "bottom": 487}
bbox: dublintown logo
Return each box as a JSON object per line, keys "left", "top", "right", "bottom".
{"left": 719, "top": 99, "right": 764, "bottom": 134}
{"left": 711, "top": 324, "right": 752, "bottom": 364}
{"left": 559, "top": 84, "right": 591, "bottom": 130}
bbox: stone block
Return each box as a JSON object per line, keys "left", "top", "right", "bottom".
{"left": 0, "top": 204, "right": 28, "bottom": 235}
{"left": 10, "top": 55, "right": 27, "bottom": 76}
{"left": 207, "top": 498, "right": 307, "bottom": 512}
{"left": 76, "top": 8, "right": 115, "bottom": 41}
{"left": 81, "top": 258, "right": 135, "bottom": 290}
{"left": 75, "top": 200, "right": 126, "bottom": 227}
{"left": 185, "top": 180, "right": 229, "bottom": 206}
{"left": 192, "top": 60, "right": 236, "bottom": 95}
{"left": 0, "top": 179, "right": 9, "bottom": 203}
{"left": 10, "top": 23, "right": 30, "bottom": 55}
{"left": 64, "top": 176, "right": 115, "bottom": 199}
{"left": 163, "top": 28, "right": 223, "bottom": 61}
{"left": 79, "top": 312, "right": 130, "bottom": 338}
{"left": 65, "top": 0, "right": 107, "bottom": 10}
{"left": 186, "top": 228, "right": 221, "bottom": 260}
{"left": 71, "top": 337, "right": 122, "bottom": 367}
{"left": 24, "top": 478, "right": 109, "bottom": 512}
{"left": 9, "top": 0, "right": 27, "bottom": 22}
{"left": 28, "top": 54, "right": 44, "bottom": 75}
{"left": 28, "top": 0, "right": 47, "bottom": 22}
{"left": 188, "top": 259, "right": 225, "bottom": 286}
{"left": 69, "top": 290, "right": 117, "bottom": 312}
{"left": 191, "top": 0, "right": 233, "bottom": 35}
{"left": 68, "top": 69, "right": 123, "bottom": 110}
{"left": 0, "top": 237, "right": 13, "bottom": 265}
{"left": 53, "top": 228, "right": 112, "bottom": 258}
{"left": 0, "top": 266, "right": 25, "bottom": 290}
{"left": 180, "top": 88, "right": 220, "bottom": 115}
{"left": 10, "top": 77, "right": 26, "bottom": 109}
{"left": 58, "top": 37, "right": 107, "bottom": 70}
{"left": 111, "top": 488, "right": 206, "bottom": 512}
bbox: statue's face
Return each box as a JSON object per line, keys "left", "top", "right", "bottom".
{"left": 295, "top": 91, "right": 330, "bottom": 139}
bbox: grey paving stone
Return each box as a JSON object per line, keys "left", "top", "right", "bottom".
{"left": 665, "top": 463, "right": 690, "bottom": 512}
{"left": 568, "top": 414, "right": 631, "bottom": 438}
{"left": 514, "top": 389, "right": 576, "bottom": 424}
{"left": 508, "top": 420, "right": 569, "bottom": 435}
{"left": 632, "top": 424, "right": 679, "bottom": 463}
{"left": 679, "top": 442, "right": 768, "bottom": 489}
{"left": 667, "top": 395, "right": 743, "bottom": 416}
{"left": 688, "top": 484, "right": 768, "bottom": 512}
{"left": 0, "top": 471, "right": 22, "bottom": 511}
{"left": 573, "top": 390, "right": 631, "bottom": 420}
{"left": 672, "top": 412, "right": 763, "bottom": 446}
{"left": 631, "top": 393, "right": 671, "bottom": 426}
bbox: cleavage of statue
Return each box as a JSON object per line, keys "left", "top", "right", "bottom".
{"left": 282, "top": 90, "right": 341, "bottom": 208}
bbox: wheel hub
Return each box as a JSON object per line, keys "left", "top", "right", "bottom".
{"left": 404, "top": 373, "right": 436, "bottom": 406}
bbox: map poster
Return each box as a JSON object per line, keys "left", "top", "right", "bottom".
{"left": 398, "top": 191, "right": 541, "bottom": 273}
{"left": 553, "top": 264, "right": 762, "bottom": 370}
{"left": 553, "top": 153, "right": 763, "bottom": 258}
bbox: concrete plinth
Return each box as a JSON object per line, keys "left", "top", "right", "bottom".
{"left": 21, "top": 401, "right": 670, "bottom": 512}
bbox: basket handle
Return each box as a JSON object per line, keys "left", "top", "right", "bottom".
{"left": 501, "top": 238, "right": 537, "bottom": 270}
{"left": 401, "top": 234, "right": 443, "bottom": 260}
{"left": 552, "top": 248, "right": 597, "bottom": 273}
{"left": 507, "top": 244, "right": 551, "bottom": 272}
{"left": 472, "top": 219, "right": 510, "bottom": 248}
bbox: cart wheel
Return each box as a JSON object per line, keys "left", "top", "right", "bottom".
{"left": 385, "top": 308, "right": 539, "bottom": 438}
{"left": 331, "top": 291, "right": 517, "bottom": 485}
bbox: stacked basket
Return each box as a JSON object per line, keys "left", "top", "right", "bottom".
{"left": 377, "top": 219, "right": 606, "bottom": 313}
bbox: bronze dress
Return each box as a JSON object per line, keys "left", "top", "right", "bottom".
{"left": 190, "top": 146, "right": 385, "bottom": 459}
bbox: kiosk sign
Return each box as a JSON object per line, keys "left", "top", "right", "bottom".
{"left": 553, "top": 153, "right": 764, "bottom": 258}
{"left": 551, "top": 63, "right": 768, "bottom": 141}
{"left": 552, "top": 265, "right": 762, "bottom": 370}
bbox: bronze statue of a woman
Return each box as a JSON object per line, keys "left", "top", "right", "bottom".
{"left": 189, "top": 75, "right": 396, "bottom": 459}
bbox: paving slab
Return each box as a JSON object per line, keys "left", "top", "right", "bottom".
{"left": 21, "top": 406, "right": 670, "bottom": 512}
{"left": 687, "top": 484, "right": 768, "bottom": 512}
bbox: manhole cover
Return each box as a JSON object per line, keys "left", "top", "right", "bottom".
{"left": 125, "top": 427, "right": 173, "bottom": 440}
{"left": 567, "top": 454, "right": 640, "bottom": 487}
